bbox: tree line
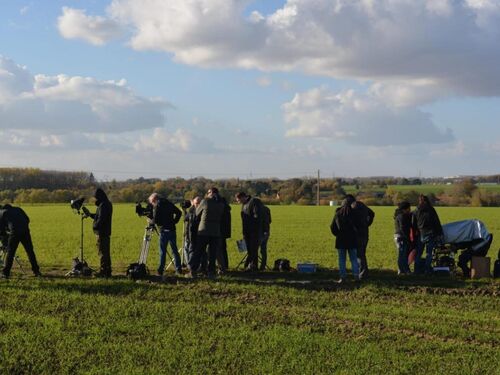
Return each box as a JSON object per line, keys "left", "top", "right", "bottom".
{"left": 0, "top": 168, "right": 499, "bottom": 206}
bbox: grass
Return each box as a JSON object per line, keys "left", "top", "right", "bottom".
{"left": 1, "top": 205, "right": 499, "bottom": 374}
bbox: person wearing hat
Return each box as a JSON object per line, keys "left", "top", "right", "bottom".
{"left": 84, "top": 188, "right": 113, "bottom": 277}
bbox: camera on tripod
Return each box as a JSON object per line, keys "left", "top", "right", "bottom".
{"left": 135, "top": 201, "right": 153, "bottom": 219}
{"left": 66, "top": 197, "right": 92, "bottom": 276}
{"left": 70, "top": 197, "right": 90, "bottom": 217}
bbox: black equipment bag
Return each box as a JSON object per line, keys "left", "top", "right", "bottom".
{"left": 494, "top": 250, "right": 500, "bottom": 279}
{"left": 273, "top": 258, "right": 291, "bottom": 272}
{"left": 126, "top": 262, "right": 149, "bottom": 280}
{"left": 70, "top": 258, "right": 92, "bottom": 276}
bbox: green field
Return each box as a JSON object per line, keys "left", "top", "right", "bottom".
{"left": 1, "top": 205, "right": 499, "bottom": 374}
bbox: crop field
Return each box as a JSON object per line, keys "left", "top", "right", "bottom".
{"left": 1, "top": 205, "right": 499, "bottom": 374}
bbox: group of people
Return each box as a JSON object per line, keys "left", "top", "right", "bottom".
{"left": 0, "top": 188, "right": 114, "bottom": 279}
{"left": 0, "top": 188, "right": 489, "bottom": 281}
{"left": 149, "top": 188, "right": 271, "bottom": 279}
{"left": 329, "top": 193, "right": 452, "bottom": 283}
{"left": 393, "top": 195, "right": 443, "bottom": 276}
{"left": 330, "top": 194, "right": 375, "bottom": 283}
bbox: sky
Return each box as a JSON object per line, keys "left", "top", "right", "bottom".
{"left": 1, "top": 0, "right": 499, "bottom": 180}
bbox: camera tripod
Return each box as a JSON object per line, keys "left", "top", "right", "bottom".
{"left": 138, "top": 223, "right": 157, "bottom": 266}
{"left": 0, "top": 245, "right": 26, "bottom": 274}
{"left": 164, "top": 217, "right": 189, "bottom": 271}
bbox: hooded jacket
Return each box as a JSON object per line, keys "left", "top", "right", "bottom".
{"left": 330, "top": 199, "right": 358, "bottom": 249}
{"left": 92, "top": 188, "right": 113, "bottom": 236}
{"left": 0, "top": 204, "right": 30, "bottom": 236}
{"left": 241, "top": 196, "right": 264, "bottom": 238}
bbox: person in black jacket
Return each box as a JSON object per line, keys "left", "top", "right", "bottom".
{"left": 394, "top": 201, "right": 412, "bottom": 275}
{"left": 0, "top": 204, "right": 41, "bottom": 278}
{"left": 330, "top": 196, "right": 359, "bottom": 283}
{"left": 259, "top": 205, "right": 272, "bottom": 270}
{"left": 84, "top": 188, "right": 113, "bottom": 277}
{"left": 235, "top": 192, "right": 263, "bottom": 272}
{"left": 351, "top": 198, "right": 375, "bottom": 279}
{"left": 183, "top": 196, "right": 201, "bottom": 269}
{"left": 413, "top": 194, "right": 443, "bottom": 274}
{"left": 218, "top": 190, "right": 232, "bottom": 273}
{"left": 148, "top": 193, "right": 182, "bottom": 276}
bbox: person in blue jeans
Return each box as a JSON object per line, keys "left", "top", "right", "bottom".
{"left": 393, "top": 201, "right": 412, "bottom": 275}
{"left": 330, "top": 195, "right": 359, "bottom": 283}
{"left": 148, "top": 193, "right": 182, "bottom": 276}
{"left": 413, "top": 195, "right": 443, "bottom": 274}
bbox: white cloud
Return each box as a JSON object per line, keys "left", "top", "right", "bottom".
{"left": 0, "top": 56, "right": 170, "bottom": 133}
{"left": 56, "top": 0, "right": 500, "bottom": 102}
{"left": 20, "top": 6, "right": 30, "bottom": 16}
{"left": 368, "top": 80, "right": 451, "bottom": 108}
{"left": 0, "top": 56, "right": 33, "bottom": 99}
{"left": 134, "top": 128, "right": 214, "bottom": 153}
{"left": 58, "top": 7, "right": 124, "bottom": 46}
{"left": 283, "top": 87, "right": 454, "bottom": 146}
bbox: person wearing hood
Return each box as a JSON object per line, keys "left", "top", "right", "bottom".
{"left": 0, "top": 204, "right": 41, "bottom": 279}
{"left": 393, "top": 201, "right": 412, "bottom": 275}
{"left": 330, "top": 195, "right": 359, "bottom": 283}
{"left": 84, "top": 188, "right": 113, "bottom": 277}
{"left": 412, "top": 194, "right": 443, "bottom": 274}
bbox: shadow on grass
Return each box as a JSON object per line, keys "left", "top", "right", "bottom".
{"left": 1, "top": 268, "right": 498, "bottom": 297}
{"left": 217, "top": 269, "right": 500, "bottom": 294}
{"left": 0, "top": 273, "right": 167, "bottom": 296}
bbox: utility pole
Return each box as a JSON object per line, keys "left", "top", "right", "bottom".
{"left": 317, "top": 169, "right": 320, "bottom": 206}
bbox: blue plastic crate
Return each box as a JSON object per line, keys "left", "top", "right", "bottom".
{"left": 297, "top": 263, "right": 317, "bottom": 273}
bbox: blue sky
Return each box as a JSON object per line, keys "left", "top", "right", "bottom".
{"left": 1, "top": 0, "right": 499, "bottom": 179}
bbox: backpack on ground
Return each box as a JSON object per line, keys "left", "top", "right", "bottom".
{"left": 126, "top": 262, "right": 149, "bottom": 280}
{"left": 70, "top": 257, "right": 92, "bottom": 276}
{"left": 273, "top": 258, "right": 291, "bottom": 272}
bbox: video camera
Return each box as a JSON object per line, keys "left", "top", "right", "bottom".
{"left": 135, "top": 201, "right": 153, "bottom": 219}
